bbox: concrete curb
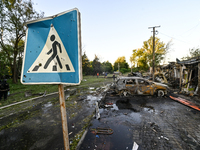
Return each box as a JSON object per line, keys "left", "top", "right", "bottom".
{"left": 75, "top": 85, "right": 111, "bottom": 150}
{"left": 75, "top": 128, "right": 89, "bottom": 150}
{"left": 0, "top": 92, "right": 58, "bottom": 110}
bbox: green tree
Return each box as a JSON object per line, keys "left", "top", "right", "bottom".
{"left": 82, "top": 51, "right": 91, "bottom": 75}
{"left": 130, "top": 36, "right": 171, "bottom": 70}
{"left": 90, "top": 61, "right": 93, "bottom": 74}
{"left": 0, "top": 45, "right": 10, "bottom": 77}
{"left": 101, "top": 61, "right": 113, "bottom": 73}
{"left": 113, "top": 56, "right": 129, "bottom": 71}
{"left": 130, "top": 48, "right": 148, "bottom": 70}
{"left": 92, "top": 55, "right": 101, "bottom": 75}
{"left": 181, "top": 47, "right": 200, "bottom": 60}
{"left": 0, "top": 0, "right": 44, "bottom": 83}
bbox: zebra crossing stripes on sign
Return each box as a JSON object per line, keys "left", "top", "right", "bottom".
{"left": 21, "top": 8, "right": 81, "bottom": 85}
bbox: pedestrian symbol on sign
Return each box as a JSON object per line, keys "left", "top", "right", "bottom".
{"left": 28, "top": 25, "right": 75, "bottom": 73}
{"left": 44, "top": 34, "right": 63, "bottom": 70}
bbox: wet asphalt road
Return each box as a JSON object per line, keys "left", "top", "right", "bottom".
{"left": 79, "top": 92, "right": 200, "bottom": 150}
{"left": 0, "top": 86, "right": 200, "bottom": 150}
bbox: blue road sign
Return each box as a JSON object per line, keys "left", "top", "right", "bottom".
{"left": 21, "top": 8, "right": 82, "bottom": 85}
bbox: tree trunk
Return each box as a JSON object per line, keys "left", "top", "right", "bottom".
{"left": 12, "top": 52, "right": 18, "bottom": 83}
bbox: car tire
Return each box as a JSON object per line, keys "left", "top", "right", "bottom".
{"left": 119, "top": 90, "right": 129, "bottom": 97}
{"left": 157, "top": 90, "right": 164, "bottom": 97}
{"left": 119, "top": 90, "right": 125, "bottom": 97}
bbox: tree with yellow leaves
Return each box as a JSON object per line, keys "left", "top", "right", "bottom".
{"left": 130, "top": 36, "right": 172, "bottom": 70}
{"left": 113, "top": 56, "right": 129, "bottom": 71}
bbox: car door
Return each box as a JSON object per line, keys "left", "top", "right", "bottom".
{"left": 125, "top": 79, "right": 137, "bottom": 94}
{"left": 116, "top": 79, "right": 126, "bottom": 91}
{"left": 137, "top": 79, "right": 152, "bottom": 95}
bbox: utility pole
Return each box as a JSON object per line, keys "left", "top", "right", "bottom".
{"left": 148, "top": 25, "right": 160, "bottom": 81}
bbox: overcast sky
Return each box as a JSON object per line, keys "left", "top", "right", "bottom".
{"left": 32, "top": 0, "right": 200, "bottom": 66}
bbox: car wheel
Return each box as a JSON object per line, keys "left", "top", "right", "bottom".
{"left": 119, "top": 90, "right": 129, "bottom": 97}
{"left": 157, "top": 90, "right": 164, "bottom": 97}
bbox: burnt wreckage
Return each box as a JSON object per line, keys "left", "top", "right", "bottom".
{"left": 160, "top": 57, "right": 199, "bottom": 96}
{"left": 112, "top": 56, "right": 200, "bottom": 97}
{"left": 176, "top": 57, "right": 199, "bottom": 96}
{"left": 112, "top": 77, "right": 168, "bottom": 97}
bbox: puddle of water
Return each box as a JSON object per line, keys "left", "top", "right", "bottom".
{"left": 111, "top": 104, "right": 119, "bottom": 111}
{"left": 65, "top": 94, "right": 70, "bottom": 100}
{"left": 80, "top": 115, "right": 133, "bottom": 149}
{"left": 129, "top": 112, "right": 142, "bottom": 124}
{"left": 141, "top": 105, "right": 158, "bottom": 114}
{"left": 115, "top": 100, "right": 139, "bottom": 112}
{"left": 85, "top": 95, "right": 103, "bottom": 106}
{"left": 44, "top": 102, "right": 53, "bottom": 108}
{"left": 42, "top": 102, "right": 53, "bottom": 113}
{"left": 86, "top": 95, "right": 102, "bottom": 101}
{"left": 87, "top": 95, "right": 102, "bottom": 101}
{"left": 99, "top": 108, "right": 104, "bottom": 114}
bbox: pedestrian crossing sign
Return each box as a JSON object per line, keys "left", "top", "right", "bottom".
{"left": 21, "top": 8, "right": 82, "bottom": 85}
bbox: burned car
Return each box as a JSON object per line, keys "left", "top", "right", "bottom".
{"left": 113, "top": 77, "right": 168, "bottom": 97}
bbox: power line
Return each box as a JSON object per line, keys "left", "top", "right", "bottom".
{"left": 180, "top": 21, "right": 200, "bottom": 36}
{"left": 159, "top": 32, "right": 191, "bottom": 44}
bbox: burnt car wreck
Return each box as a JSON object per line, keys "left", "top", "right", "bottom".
{"left": 112, "top": 77, "right": 168, "bottom": 97}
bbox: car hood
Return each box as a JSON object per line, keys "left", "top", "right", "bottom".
{"left": 153, "top": 82, "right": 169, "bottom": 88}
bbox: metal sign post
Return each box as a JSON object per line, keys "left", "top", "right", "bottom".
{"left": 21, "top": 8, "right": 82, "bottom": 149}
{"left": 58, "top": 84, "right": 70, "bottom": 150}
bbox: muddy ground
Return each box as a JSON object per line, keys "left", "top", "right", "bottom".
{"left": 79, "top": 91, "right": 200, "bottom": 150}
{"left": 0, "top": 80, "right": 200, "bottom": 150}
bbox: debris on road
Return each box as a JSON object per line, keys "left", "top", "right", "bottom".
{"left": 95, "top": 102, "right": 100, "bottom": 120}
{"left": 104, "top": 104, "right": 113, "bottom": 108}
{"left": 132, "top": 142, "right": 139, "bottom": 150}
{"left": 169, "top": 96, "right": 200, "bottom": 111}
{"left": 90, "top": 127, "right": 113, "bottom": 135}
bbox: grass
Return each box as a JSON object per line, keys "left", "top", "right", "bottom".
{"left": 0, "top": 75, "right": 114, "bottom": 107}
{"left": 0, "top": 74, "right": 118, "bottom": 149}
{"left": 69, "top": 114, "right": 94, "bottom": 150}
{"left": 0, "top": 74, "right": 117, "bottom": 150}
{"left": 0, "top": 79, "right": 58, "bottom": 107}
{"left": 0, "top": 108, "right": 40, "bottom": 131}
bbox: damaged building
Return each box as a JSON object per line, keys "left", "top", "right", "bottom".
{"left": 176, "top": 57, "right": 199, "bottom": 96}
{"left": 160, "top": 57, "right": 200, "bottom": 97}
